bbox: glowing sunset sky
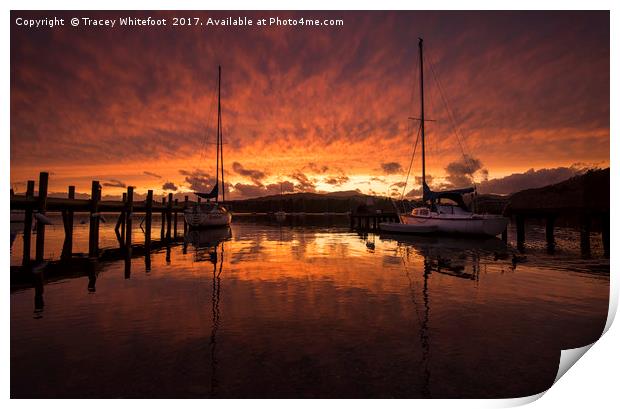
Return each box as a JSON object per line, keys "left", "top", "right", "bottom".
{"left": 10, "top": 11, "right": 609, "bottom": 199}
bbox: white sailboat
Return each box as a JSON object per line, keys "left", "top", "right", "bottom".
{"left": 184, "top": 66, "right": 232, "bottom": 229}
{"left": 381, "top": 38, "right": 509, "bottom": 237}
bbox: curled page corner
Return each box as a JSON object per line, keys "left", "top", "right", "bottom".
{"left": 495, "top": 391, "right": 546, "bottom": 408}
{"left": 492, "top": 341, "right": 601, "bottom": 408}
{"left": 554, "top": 343, "right": 594, "bottom": 384}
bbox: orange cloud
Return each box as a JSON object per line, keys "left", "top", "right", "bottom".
{"left": 10, "top": 11, "right": 609, "bottom": 198}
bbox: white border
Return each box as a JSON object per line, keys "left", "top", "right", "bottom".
{"left": 3, "top": 1, "right": 617, "bottom": 408}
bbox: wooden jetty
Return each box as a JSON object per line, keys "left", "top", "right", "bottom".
{"left": 349, "top": 211, "right": 400, "bottom": 230}
{"left": 504, "top": 168, "right": 609, "bottom": 255}
{"left": 10, "top": 171, "right": 197, "bottom": 267}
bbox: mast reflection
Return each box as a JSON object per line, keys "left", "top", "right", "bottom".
{"left": 210, "top": 242, "right": 224, "bottom": 396}
{"left": 393, "top": 234, "right": 510, "bottom": 397}
{"left": 185, "top": 227, "right": 231, "bottom": 397}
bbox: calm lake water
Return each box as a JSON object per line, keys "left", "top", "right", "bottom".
{"left": 10, "top": 214, "right": 609, "bottom": 398}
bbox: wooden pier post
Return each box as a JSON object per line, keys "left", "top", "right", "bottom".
{"left": 124, "top": 186, "right": 134, "bottom": 279}
{"left": 125, "top": 187, "right": 134, "bottom": 249}
{"left": 61, "top": 186, "right": 75, "bottom": 259}
{"left": 144, "top": 190, "right": 153, "bottom": 273}
{"left": 174, "top": 199, "right": 179, "bottom": 238}
{"left": 87, "top": 260, "right": 97, "bottom": 293}
{"left": 33, "top": 270, "right": 44, "bottom": 314}
{"left": 120, "top": 192, "right": 127, "bottom": 242}
{"left": 166, "top": 193, "right": 172, "bottom": 241}
{"left": 545, "top": 215, "right": 556, "bottom": 252}
{"left": 145, "top": 251, "right": 152, "bottom": 272}
{"left": 35, "top": 172, "right": 49, "bottom": 262}
{"left": 160, "top": 197, "right": 166, "bottom": 240}
{"left": 145, "top": 190, "right": 153, "bottom": 249}
{"left": 602, "top": 211, "right": 610, "bottom": 257}
{"left": 501, "top": 226, "right": 508, "bottom": 244}
{"left": 580, "top": 212, "right": 591, "bottom": 256}
{"left": 88, "top": 180, "right": 101, "bottom": 258}
{"left": 183, "top": 195, "right": 189, "bottom": 235}
{"left": 22, "top": 180, "right": 35, "bottom": 266}
{"left": 516, "top": 214, "right": 525, "bottom": 252}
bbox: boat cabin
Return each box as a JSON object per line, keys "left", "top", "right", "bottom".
{"left": 411, "top": 207, "right": 431, "bottom": 217}
{"left": 411, "top": 203, "right": 473, "bottom": 218}
{"left": 435, "top": 204, "right": 471, "bottom": 215}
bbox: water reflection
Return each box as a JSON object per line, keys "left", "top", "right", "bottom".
{"left": 186, "top": 227, "right": 232, "bottom": 262}
{"left": 401, "top": 251, "right": 431, "bottom": 396}
{"left": 382, "top": 232, "right": 516, "bottom": 277}
{"left": 124, "top": 247, "right": 132, "bottom": 279}
{"left": 185, "top": 228, "right": 231, "bottom": 397}
{"left": 32, "top": 266, "right": 44, "bottom": 319}
{"left": 210, "top": 241, "right": 224, "bottom": 396}
{"left": 87, "top": 260, "right": 98, "bottom": 293}
{"left": 390, "top": 234, "right": 509, "bottom": 397}
{"left": 10, "top": 219, "right": 609, "bottom": 398}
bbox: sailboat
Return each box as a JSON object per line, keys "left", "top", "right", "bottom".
{"left": 184, "top": 66, "right": 233, "bottom": 229}
{"left": 381, "top": 38, "right": 509, "bottom": 237}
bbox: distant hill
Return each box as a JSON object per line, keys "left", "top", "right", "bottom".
{"left": 506, "top": 168, "right": 609, "bottom": 214}
{"left": 246, "top": 190, "right": 368, "bottom": 202}
{"left": 227, "top": 190, "right": 395, "bottom": 214}
{"left": 222, "top": 168, "right": 610, "bottom": 216}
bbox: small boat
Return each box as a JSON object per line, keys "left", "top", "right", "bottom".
{"left": 185, "top": 66, "right": 232, "bottom": 229}
{"left": 380, "top": 38, "right": 509, "bottom": 237}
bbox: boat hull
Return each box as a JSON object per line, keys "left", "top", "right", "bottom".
{"left": 379, "top": 222, "right": 438, "bottom": 234}
{"left": 184, "top": 210, "right": 232, "bottom": 229}
{"left": 396, "top": 214, "right": 509, "bottom": 237}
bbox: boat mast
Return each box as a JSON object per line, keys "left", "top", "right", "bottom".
{"left": 215, "top": 65, "right": 221, "bottom": 203}
{"left": 219, "top": 66, "right": 225, "bottom": 203}
{"left": 419, "top": 38, "right": 426, "bottom": 192}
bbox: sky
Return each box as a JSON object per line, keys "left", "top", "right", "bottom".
{"left": 10, "top": 11, "right": 609, "bottom": 200}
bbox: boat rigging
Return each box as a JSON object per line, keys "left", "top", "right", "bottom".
{"left": 381, "top": 38, "right": 509, "bottom": 236}
{"left": 184, "top": 66, "right": 233, "bottom": 229}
